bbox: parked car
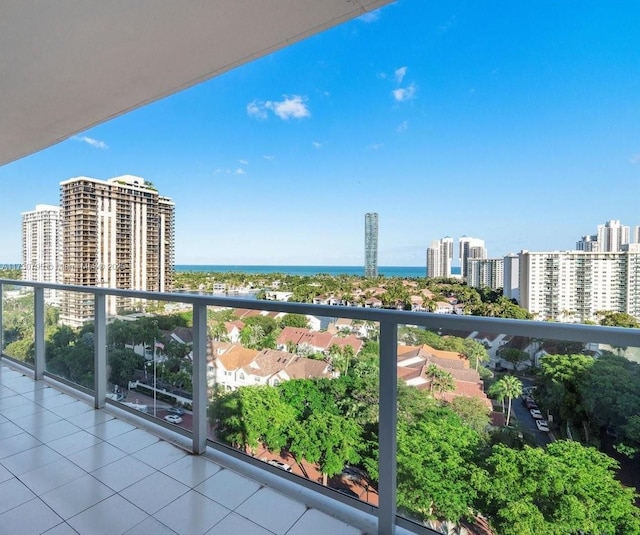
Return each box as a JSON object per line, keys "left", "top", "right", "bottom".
{"left": 267, "top": 460, "right": 292, "bottom": 472}
{"left": 166, "top": 406, "right": 185, "bottom": 415}
{"left": 536, "top": 419, "right": 549, "bottom": 432}
{"left": 342, "top": 465, "right": 368, "bottom": 482}
{"left": 164, "top": 414, "right": 183, "bottom": 424}
{"left": 523, "top": 398, "right": 538, "bottom": 410}
{"left": 530, "top": 408, "right": 543, "bottom": 419}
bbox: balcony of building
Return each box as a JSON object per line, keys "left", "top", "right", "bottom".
{"left": 2, "top": 279, "right": 640, "bottom": 535}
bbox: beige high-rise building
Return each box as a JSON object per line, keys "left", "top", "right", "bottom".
{"left": 59, "top": 175, "right": 175, "bottom": 326}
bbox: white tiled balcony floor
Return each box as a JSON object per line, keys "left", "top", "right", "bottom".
{"left": 0, "top": 363, "right": 368, "bottom": 535}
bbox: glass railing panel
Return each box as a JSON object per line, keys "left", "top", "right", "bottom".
{"left": 395, "top": 325, "right": 640, "bottom": 535}
{"left": 108, "top": 298, "right": 194, "bottom": 430}
{"left": 206, "top": 303, "right": 380, "bottom": 503}
{"left": 1, "top": 284, "right": 35, "bottom": 367}
{"left": 45, "top": 289, "right": 95, "bottom": 390}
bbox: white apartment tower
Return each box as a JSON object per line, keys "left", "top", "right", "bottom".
{"left": 59, "top": 175, "right": 175, "bottom": 326}
{"left": 426, "top": 237, "right": 454, "bottom": 278}
{"left": 597, "top": 220, "right": 630, "bottom": 252}
{"left": 459, "top": 236, "right": 487, "bottom": 279}
{"left": 518, "top": 249, "right": 640, "bottom": 323}
{"left": 502, "top": 254, "right": 520, "bottom": 303}
{"left": 21, "top": 204, "right": 62, "bottom": 303}
{"left": 467, "top": 258, "right": 504, "bottom": 291}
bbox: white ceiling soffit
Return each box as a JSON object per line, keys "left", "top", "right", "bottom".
{"left": 0, "top": 0, "right": 392, "bottom": 167}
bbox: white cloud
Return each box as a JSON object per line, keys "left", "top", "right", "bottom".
{"left": 239, "top": 159, "right": 249, "bottom": 165}
{"left": 392, "top": 83, "right": 417, "bottom": 102}
{"left": 359, "top": 11, "right": 380, "bottom": 23}
{"left": 246, "top": 101, "right": 268, "bottom": 120}
{"left": 312, "top": 141, "right": 323, "bottom": 149}
{"left": 235, "top": 168, "right": 246, "bottom": 175}
{"left": 377, "top": 72, "right": 388, "bottom": 80}
{"left": 630, "top": 154, "right": 640, "bottom": 164}
{"left": 265, "top": 95, "right": 310, "bottom": 120}
{"left": 247, "top": 95, "right": 310, "bottom": 120}
{"left": 367, "top": 143, "right": 384, "bottom": 151}
{"left": 394, "top": 66, "right": 407, "bottom": 83}
{"left": 73, "top": 135, "right": 108, "bottom": 149}
{"left": 263, "top": 155, "right": 275, "bottom": 161}
{"left": 396, "top": 121, "right": 408, "bottom": 133}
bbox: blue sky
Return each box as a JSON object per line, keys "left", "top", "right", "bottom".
{"left": 1, "top": 0, "right": 640, "bottom": 266}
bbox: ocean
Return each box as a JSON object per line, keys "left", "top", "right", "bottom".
{"left": 175, "top": 265, "right": 462, "bottom": 278}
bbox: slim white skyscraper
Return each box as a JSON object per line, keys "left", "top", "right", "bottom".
{"left": 459, "top": 236, "right": 487, "bottom": 279}
{"left": 21, "top": 204, "right": 62, "bottom": 303}
{"left": 467, "top": 258, "right": 503, "bottom": 290}
{"left": 427, "top": 237, "right": 454, "bottom": 278}
{"left": 364, "top": 212, "right": 379, "bottom": 278}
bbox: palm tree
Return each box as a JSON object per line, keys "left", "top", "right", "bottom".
{"left": 491, "top": 375, "right": 522, "bottom": 426}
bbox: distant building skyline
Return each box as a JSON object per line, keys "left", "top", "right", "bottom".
{"left": 364, "top": 212, "right": 379, "bottom": 278}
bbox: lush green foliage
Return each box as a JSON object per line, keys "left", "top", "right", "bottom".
{"left": 476, "top": 441, "right": 640, "bottom": 535}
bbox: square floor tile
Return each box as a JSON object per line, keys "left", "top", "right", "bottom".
{"left": 40, "top": 392, "right": 77, "bottom": 408}
{"left": 0, "top": 477, "right": 37, "bottom": 514}
{"left": 0, "top": 432, "right": 41, "bottom": 459}
{"left": 49, "top": 400, "right": 93, "bottom": 418}
{"left": 1, "top": 444, "right": 62, "bottom": 476}
{"left": 12, "top": 409, "right": 63, "bottom": 432}
{"left": 109, "top": 428, "right": 159, "bottom": 454}
{"left": 195, "top": 468, "right": 261, "bottom": 510}
{"left": 0, "top": 463, "right": 13, "bottom": 483}
{"left": 68, "top": 441, "right": 127, "bottom": 472}
{"left": 235, "top": 487, "right": 307, "bottom": 535}
{"left": 68, "top": 409, "right": 115, "bottom": 430}
{"left": 21, "top": 385, "right": 64, "bottom": 403}
{"left": 161, "top": 454, "right": 222, "bottom": 487}
{"left": 20, "top": 457, "right": 87, "bottom": 495}
{"left": 91, "top": 455, "right": 156, "bottom": 492}
{"left": 124, "top": 516, "right": 178, "bottom": 535}
{"left": 43, "top": 523, "right": 81, "bottom": 535}
{"left": 153, "top": 490, "right": 230, "bottom": 535}
{"left": 0, "top": 419, "right": 25, "bottom": 439}
{"left": 120, "top": 471, "right": 189, "bottom": 514}
{"left": 286, "top": 509, "right": 362, "bottom": 535}
{"left": 205, "top": 512, "right": 273, "bottom": 535}
{"left": 48, "top": 430, "right": 102, "bottom": 455}
{"left": 132, "top": 440, "right": 186, "bottom": 470}
{"left": 0, "top": 393, "right": 32, "bottom": 411}
{"left": 88, "top": 418, "right": 136, "bottom": 440}
{"left": 5, "top": 400, "right": 45, "bottom": 419}
{"left": 30, "top": 419, "right": 81, "bottom": 442}
{"left": 0, "top": 497, "right": 63, "bottom": 535}
{"left": 67, "top": 494, "right": 148, "bottom": 535}
{"left": 41, "top": 473, "right": 114, "bottom": 520}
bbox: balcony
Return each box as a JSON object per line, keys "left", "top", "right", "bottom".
{"left": 2, "top": 279, "right": 639, "bottom": 535}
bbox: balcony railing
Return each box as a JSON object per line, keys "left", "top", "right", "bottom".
{"left": 1, "top": 278, "right": 639, "bottom": 535}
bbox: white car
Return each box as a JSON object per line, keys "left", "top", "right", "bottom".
{"left": 267, "top": 460, "right": 292, "bottom": 472}
{"left": 530, "top": 408, "right": 543, "bottom": 419}
{"left": 164, "top": 414, "right": 183, "bottom": 424}
{"left": 536, "top": 419, "right": 549, "bottom": 432}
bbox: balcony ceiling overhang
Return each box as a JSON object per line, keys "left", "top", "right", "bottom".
{"left": 0, "top": 0, "right": 391, "bottom": 167}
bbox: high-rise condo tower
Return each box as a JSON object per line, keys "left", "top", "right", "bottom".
{"left": 364, "top": 212, "right": 379, "bottom": 278}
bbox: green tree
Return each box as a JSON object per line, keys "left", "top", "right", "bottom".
{"left": 490, "top": 375, "right": 522, "bottom": 426}
{"left": 476, "top": 441, "right": 640, "bottom": 535}
{"left": 448, "top": 396, "right": 491, "bottom": 434}
{"left": 397, "top": 407, "right": 481, "bottom": 522}
{"left": 499, "top": 348, "right": 529, "bottom": 372}
{"left": 597, "top": 311, "right": 640, "bottom": 328}
{"left": 279, "top": 314, "right": 309, "bottom": 329}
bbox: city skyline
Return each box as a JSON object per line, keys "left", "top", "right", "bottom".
{"left": 1, "top": 1, "right": 639, "bottom": 265}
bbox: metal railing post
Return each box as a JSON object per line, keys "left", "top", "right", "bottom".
{"left": 94, "top": 293, "right": 107, "bottom": 409}
{"left": 192, "top": 303, "right": 208, "bottom": 454}
{"left": 0, "top": 283, "right": 3, "bottom": 357}
{"left": 378, "top": 320, "right": 397, "bottom": 535}
{"left": 34, "top": 287, "right": 45, "bottom": 380}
